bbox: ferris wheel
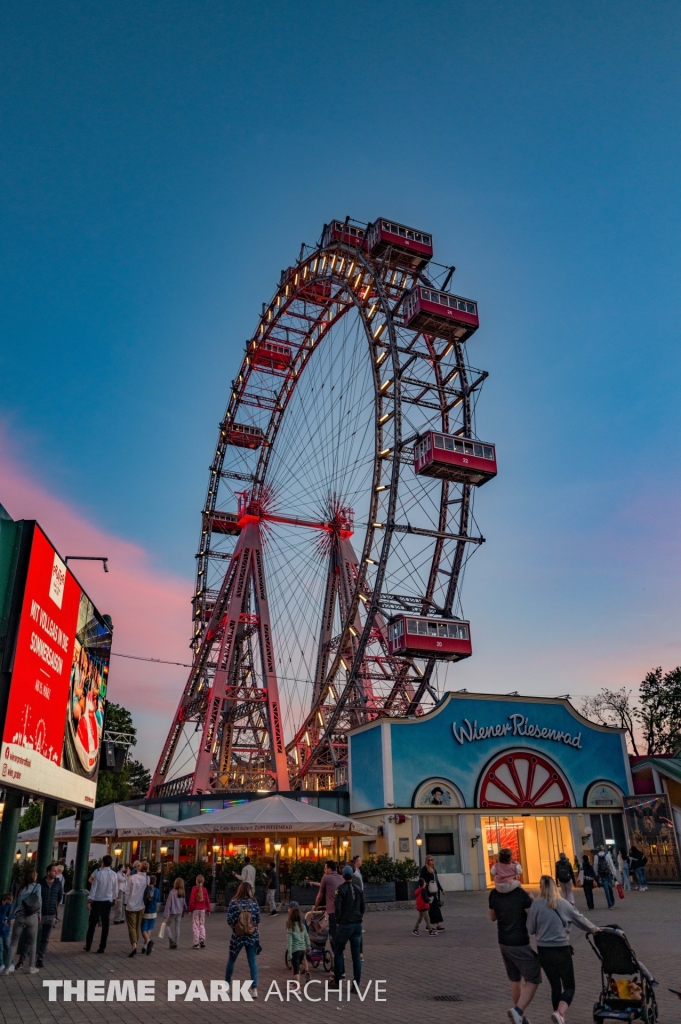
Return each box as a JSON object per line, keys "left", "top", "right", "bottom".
{"left": 149, "top": 216, "right": 496, "bottom": 797}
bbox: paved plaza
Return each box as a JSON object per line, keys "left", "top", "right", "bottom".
{"left": 1, "top": 887, "right": 681, "bottom": 1024}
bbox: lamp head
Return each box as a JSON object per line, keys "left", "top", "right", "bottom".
{"left": 415, "top": 834, "right": 423, "bottom": 847}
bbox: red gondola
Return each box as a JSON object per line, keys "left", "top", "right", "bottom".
{"left": 414, "top": 431, "right": 497, "bottom": 486}
{"left": 366, "top": 219, "right": 433, "bottom": 269}
{"left": 252, "top": 339, "right": 292, "bottom": 370}
{"left": 226, "top": 423, "right": 264, "bottom": 449}
{"left": 403, "top": 286, "right": 478, "bottom": 342}
{"left": 387, "top": 614, "right": 472, "bottom": 661}
{"left": 209, "top": 511, "right": 240, "bottom": 535}
{"left": 322, "top": 220, "right": 368, "bottom": 250}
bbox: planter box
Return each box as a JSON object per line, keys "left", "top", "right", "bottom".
{"left": 394, "top": 880, "right": 419, "bottom": 902}
{"left": 290, "top": 884, "right": 317, "bottom": 906}
{"left": 363, "top": 882, "right": 396, "bottom": 903}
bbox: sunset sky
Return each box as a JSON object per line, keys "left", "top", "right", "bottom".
{"left": 2, "top": 2, "right": 680, "bottom": 765}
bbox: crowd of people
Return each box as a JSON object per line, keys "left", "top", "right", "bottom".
{"left": 0, "top": 841, "right": 653, "bottom": 1014}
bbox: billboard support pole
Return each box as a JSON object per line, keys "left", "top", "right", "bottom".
{"left": 0, "top": 787, "right": 22, "bottom": 894}
{"left": 60, "top": 808, "right": 94, "bottom": 942}
{"left": 36, "top": 798, "right": 59, "bottom": 879}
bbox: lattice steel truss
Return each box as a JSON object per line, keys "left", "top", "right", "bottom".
{"left": 149, "top": 217, "right": 491, "bottom": 796}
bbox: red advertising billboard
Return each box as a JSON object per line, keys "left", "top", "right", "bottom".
{"left": 1, "top": 524, "right": 111, "bottom": 807}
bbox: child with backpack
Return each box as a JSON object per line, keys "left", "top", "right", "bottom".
{"left": 188, "top": 874, "right": 211, "bottom": 948}
{"left": 225, "top": 881, "right": 261, "bottom": 998}
{"left": 412, "top": 878, "right": 437, "bottom": 935}
{"left": 140, "top": 874, "right": 160, "bottom": 955}
{"left": 555, "top": 852, "right": 576, "bottom": 905}
{"left": 491, "top": 847, "right": 523, "bottom": 893}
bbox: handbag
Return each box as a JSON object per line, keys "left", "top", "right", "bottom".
{"left": 158, "top": 921, "right": 166, "bottom": 938}
{"left": 616, "top": 882, "right": 625, "bottom": 900}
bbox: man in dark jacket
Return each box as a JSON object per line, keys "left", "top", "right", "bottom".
{"left": 333, "top": 864, "right": 365, "bottom": 984}
{"left": 37, "top": 864, "right": 63, "bottom": 968}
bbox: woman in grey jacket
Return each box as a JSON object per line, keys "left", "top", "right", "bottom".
{"left": 527, "top": 876, "right": 599, "bottom": 1024}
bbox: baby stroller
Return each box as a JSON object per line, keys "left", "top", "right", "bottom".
{"left": 285, "top": 909, "right": 332, "bottom": 973}
{"left": 588, "top": 925, "right": 658, "bottom": 1023}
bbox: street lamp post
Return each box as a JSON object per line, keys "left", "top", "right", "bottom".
{"left": 273, "top": 841, "right": 282, "bottom": 906}
{"left": 211, "top": 843, "right": 220, "bottom": 902}
{"left": 159, "top": 844, "right": 168, "bottom": 899}
{"left": 415, "top": 833, "right": 423, "bottom": 868}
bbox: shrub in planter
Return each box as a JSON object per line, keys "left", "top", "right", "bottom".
{"left": 289, "top": 859, "right": 325, "bottom": 886}
{"left": 393, "top": 858, "right": 419, "bottom": 882}
{"left": 359, "top": 854, "right": 397, "bottom": 885}
{"left": 166, "top": 860, "right": 210, "bottom": 888}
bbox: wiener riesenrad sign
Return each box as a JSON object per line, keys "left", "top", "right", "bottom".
{"left": 453, "top": 713, "right": 582, "bottom": 750}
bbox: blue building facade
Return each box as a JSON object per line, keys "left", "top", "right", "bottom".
{"left": 348, "top": 693, "right": 633, "bottom": 891}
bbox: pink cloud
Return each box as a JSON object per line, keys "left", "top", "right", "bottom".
{"left": 0, "top": 432, "right": 192, "bottom": 768}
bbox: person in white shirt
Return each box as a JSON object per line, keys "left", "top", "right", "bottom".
{"left": 233, "top": 856, "right": 256, "bottom": 889}
{"left": 351, "top": 855, "right": 364, "bottom": 890}
{"left": 84, "top": 855, "right": 119, "bottom": 954}
{"left": 124, "top": 860, "right": 150, "bottom": 956}
{"left": 114, "top": 866, "right": 129, "bottom": 923}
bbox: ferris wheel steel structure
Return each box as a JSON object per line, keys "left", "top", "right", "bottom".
{"left": 149, "top": 217, "right": 493, "bottom": 797}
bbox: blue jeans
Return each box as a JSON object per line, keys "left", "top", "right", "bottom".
{"left": 621, "top": 863, "right": 631, "bottom": 889}
{"left": 334, "top": 922, "right": 362, "bottom": 983}
{"left": 635, "top": 866, "right": 646, "bottom": 887}
{"left": 601, "top": 879, "right": 614, "bottom": 907}
{"left": 225, "top": 942, "right": 258, "bottom": 990}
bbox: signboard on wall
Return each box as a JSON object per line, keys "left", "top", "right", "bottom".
{"left": 0, "top": 524, "right": 111, "bottom": 807}
{"left": 623, "top": 794, "right": 681, "bottom": 882}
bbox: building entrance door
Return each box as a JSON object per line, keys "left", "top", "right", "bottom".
{"left": 483, "top": 815, "right": 575, "bottom": 886}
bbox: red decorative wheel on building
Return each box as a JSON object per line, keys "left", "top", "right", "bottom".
{"left": 479, "top": 752, "right": 573, "bottom": 809}
{"left": 150, "top": 217, "right": 496, "bottom": 796}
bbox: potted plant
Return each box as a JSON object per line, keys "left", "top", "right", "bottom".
{"left": 289, "top": 859, "right": 324, "bottom": 905}
{"left": 360, "top": 854, "right": 397, "bottom": 902}
{"left": 393, "top": 858, "right": 420, "bottom": 901}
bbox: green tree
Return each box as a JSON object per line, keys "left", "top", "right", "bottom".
{"left": 18, "top": 801, "right": 41, "bottom": 831}
{"left": 637, "top": 667, "right": 681, "bottom": 755}
{"left": 96, "top": 701, "right": 151, "bottom": 806}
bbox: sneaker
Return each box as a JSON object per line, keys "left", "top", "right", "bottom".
{"left": 412, "top": 928, "right": 419, "bottom": 935}
{"left": 95, "top": 948, "right": 105, "bottom": 954}
{"left": 28, "top": 967, "right": 40, "bottom": 974}
{"left": 6, "top": 966, "right": 15, "bottom": 974}
{"left": 128, "top": 948, "right": 137, "bottom": 958}
{"left": 0, "top": 966, "right": 5, "bottom": 975}
{"left": 251, "top": 989, "right": 258, "bottom": 999}
{"left": 146, "top": 940, "right": 154, "bottom": 956}
{"left": 269, "top": 910, "right": 278, "bottom": 916}
{"left": 507, "top": 1008, "right": 524, "bottom": 1024}
{"left": 192, "top": 943, "right": 200, "bottom": 949}
{"left": 200, "top": 940, "right": 205, "bottom": 948}
{"left": 551, "top": 1013, "right": 565, "bottom": 1024}
{"left": 429, "top": 928, "right": 438, "bottom": 935}
{"left": 35, "top": 959, "right": 44, "bottom": 968}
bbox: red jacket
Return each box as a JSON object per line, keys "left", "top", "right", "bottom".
{"left": 415, "top": 886, "right": 431, "bottom": 912}
{"left": 188, "top": 884, "right": 211, "bottom": 913}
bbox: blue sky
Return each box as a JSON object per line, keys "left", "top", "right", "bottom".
{"left": 2, "top": 1, "right": 681, "bottom": 753}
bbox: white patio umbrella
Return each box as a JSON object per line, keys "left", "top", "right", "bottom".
{"left": 159, "top": 794, "right": 377, "bottom": 836}
{"left": 16, "top": 802, "right": 167, "bottom": 842}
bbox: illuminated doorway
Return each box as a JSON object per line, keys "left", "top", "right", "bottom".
{"left": 483, "top": 815, "right": 575, "bottom": 886}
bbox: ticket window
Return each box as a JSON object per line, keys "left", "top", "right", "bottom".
{"left": 483, "top": 815, "right": 575, "bottom": 886}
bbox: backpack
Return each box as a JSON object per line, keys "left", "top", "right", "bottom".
{"left": 143, "top": 884, "right": 156, "bottom": 909}
{"left": 21, "top": 890, "right": 41, "bottom": 917}
{"left": 595, "top": 853, "right": 611, "bottom": 880}
{"left": 556, "top": 860, "right": 572, "bottom": 883}
{"left": 233, "top": 909, "right": 255, "bottom": 936}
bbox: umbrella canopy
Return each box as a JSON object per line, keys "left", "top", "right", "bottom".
{"left": 160, "top": 794, "right": 377, "bottom": 836}
{"left": 17, "top": 802, "right": 167, "bottom": 842}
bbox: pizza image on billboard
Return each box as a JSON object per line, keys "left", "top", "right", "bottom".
{"left": 0, "top": 524, "right": 112, "bottom": 807}
{"left": 61, "top": 590, "right": 109, "bottom": 779}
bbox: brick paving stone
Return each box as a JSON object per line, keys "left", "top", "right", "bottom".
{"left": 1, "top": 888, "right": 680, "bottom": 1024}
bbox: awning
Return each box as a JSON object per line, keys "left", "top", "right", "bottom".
{"left": 160, "top": 794, "right": 377, "bottom": 836}
{"left": 17, "top": 802, "right": 168, "bottom": 841}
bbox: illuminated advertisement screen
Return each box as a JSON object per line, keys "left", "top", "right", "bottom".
{"left": 0, "top": 524, "right": 111, "bottom": 807}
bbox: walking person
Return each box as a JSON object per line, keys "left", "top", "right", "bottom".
{"left": 265, "top": 862, "right": 278, "bottom": 916}
{"left": 412, "top": 878, "right": 436, "bottom": 935}
{"left": 578, "top": 854, "right": 597, "bottom": 911}
{"left": 53, "top": 865, "right": 65, "bottom": 922}
{"left": 114, "top": 865, "right": 129, "bottom": 923}
{"left": 225, "top": 881, "right": 260, "bottom": 998}
{"left": 232, "top": 856, "right": 256, "bottom": 889}
{"left": 188, "top": 874, "right": 211, "bottom": 948}
{"left": 617, "top": 849, "right": 631, "bottom": 890}
{"left": 84, "top": 855, "right": 118, "bottom": 954}
{"left": 555, "top": 853, "right": 576, "bottom": 906}
{"left": 314, "top": 860, "right": 344, "bottom": 949}
{"left": 0, "top": 893, "right": 12, "bottom": 969}
{"left": 286, "top": 901, "right": 310, "bottom": 985}
{"left": 124, "top": 859, "right": 150, "bottom": 957}
{"left": 163, "top": 877, "right": 186, "bottom": 949}
{"left": 488, "top": 876, "right": 540, "bottom": 1024}
{"left": 527, "top": 875, "right": 599, "bottom": 1024}
{"left": 333, "top": 865, "right": 365, "bottom": 984}
{"left": 593, "top": 846, "right": 616, "bottom": 908}
{"left": 419, "top": 854, "right": 445, "bottom": 931}
{"left": 2, "top": 869, "right": 42, "bottom": 974}
{"left": 629, "top": 846, "right": 648, "bottom": 891}
{"left": 37, "top": 863, "right": 64, "bottom": 967}
{"left": 140, "top": 874, "right": 160, "bottom": 955}
{"left": 351, "top": 855, "right": 363, "bottom": 890}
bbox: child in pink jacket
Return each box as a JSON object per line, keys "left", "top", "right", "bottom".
{"left": 187, "top": 875, "right": 211, "bottom": 948}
